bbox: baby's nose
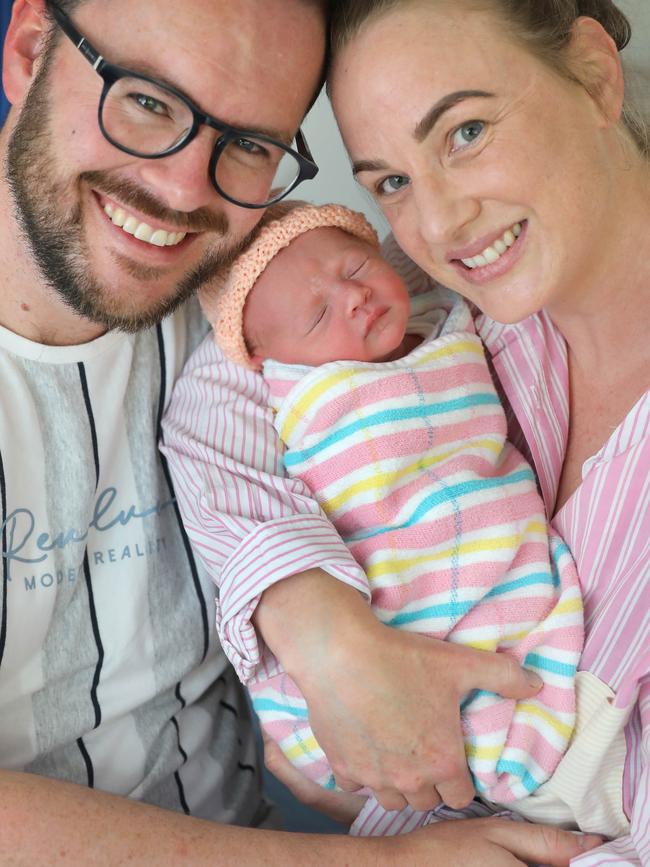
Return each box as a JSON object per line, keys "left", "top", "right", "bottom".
{"left": 343, "top": 282, "right": 370, "bottom": 315}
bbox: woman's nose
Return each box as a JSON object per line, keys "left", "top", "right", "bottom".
{"left": 414, "top": 174, "right": 480, "bottom": 247}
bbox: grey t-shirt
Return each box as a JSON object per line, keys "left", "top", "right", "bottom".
{"left": 0, "top": 299, "right": 262, "bottom": 823}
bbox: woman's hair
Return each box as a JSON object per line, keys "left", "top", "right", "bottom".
{"left": 330, "top": 0, "right": 648, "bottom": 157}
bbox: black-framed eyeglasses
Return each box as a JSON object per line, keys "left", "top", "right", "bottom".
{"left": 48, "top": 3, "right": 319, "bottom": 209}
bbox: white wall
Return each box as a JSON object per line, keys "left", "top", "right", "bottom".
{"left": 302, "top": 89, "right": 390, "bottom": 238}
{"left": 618, "top": 0, "right": 650, "bottom": 116}
{"left": 300, "top": 0, "right": 649, "bottom": 236}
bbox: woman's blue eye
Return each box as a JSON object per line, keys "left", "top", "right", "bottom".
{"left": 377, "top": 174, "right": 410, "bottom": 197}
{"left": 451, "top": 120, "right": 485, "bottom": 151}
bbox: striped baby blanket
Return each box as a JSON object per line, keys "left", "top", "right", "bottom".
{"left": 252, "top": 291, "right": 583, "bottom": 803}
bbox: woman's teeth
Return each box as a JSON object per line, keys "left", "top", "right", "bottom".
{"left": 461, "top": 222, "right": 522, "bottom": 269}
{"left": 103, "top": 202, "right": 187, "bottom": 247}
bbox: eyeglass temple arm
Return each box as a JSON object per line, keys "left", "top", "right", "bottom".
{"left": 296, "top": 128, "right": 316, "bottom": 165}
{"left": 48, "top": 2, "right": 105, "bottom": 71}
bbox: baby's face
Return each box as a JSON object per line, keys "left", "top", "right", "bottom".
{"left": 244, "top": 226, "right": 410, "bottom": 366}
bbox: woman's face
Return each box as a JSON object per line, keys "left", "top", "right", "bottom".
{"left": 330, "top": 1, "right": 620, "bottom": 324}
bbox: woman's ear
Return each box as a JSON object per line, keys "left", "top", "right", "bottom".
{"left": 568, "top": 16, "right": 625, "bottom": 127}
{"left": 2, "top": 0, "right": 51, "bottom": 107}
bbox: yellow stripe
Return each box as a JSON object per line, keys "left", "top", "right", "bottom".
{"left": 465, "top": 743, "right": 503, "bottom": 760}
{"left": 465, "top": 600, "right": 582, "bottom": 650}
{"left": 283, "top": 735, "right": 321, "bottom": 762}
{"left": 548, "top": 598, "right": 583, "bottom": 617}
{"left": 321, "top": 438, "right": 503, "bottom": 514}
{"left": 279, "top": 338, "right": 483, "bottom": 441}
{"left": 367, "top": 523, "right": 547, "bottom": 580}
{"left": 464, "top": 706, "right": 572, "bottom": 759}
{"left": 279, "top": 368, "right": 359, "bottom": 441}
{"left": 461, "top": 632, "right": 528, "bottom": 651}
{"left": 514, "top": 702, "right": 574, "bottom": 740}
{"left": 413, "top": 339, "right": 484, "bottom": 366}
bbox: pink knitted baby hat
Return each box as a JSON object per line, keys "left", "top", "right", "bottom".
{"left": 200, "top": 200, "right": 380, "bottom": 370}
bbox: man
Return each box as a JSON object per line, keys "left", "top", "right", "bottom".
{"left": 0, "top": 1, "right": 602, "bottom": 862}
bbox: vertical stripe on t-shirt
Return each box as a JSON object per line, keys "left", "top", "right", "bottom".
{"left": 76, "top": 362, "right": 105, "bottom": 784}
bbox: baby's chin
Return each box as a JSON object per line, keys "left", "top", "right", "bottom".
{"left": 372, "top": 332, "right": 421, "bottom": 364}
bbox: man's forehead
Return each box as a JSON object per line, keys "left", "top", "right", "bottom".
{"left": 87, "top": 0, "right": 325, "bottom": 50}
{"left": 74, "top": 0, "right": 326, "bottom": 131}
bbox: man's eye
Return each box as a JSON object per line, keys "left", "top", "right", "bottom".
{"left": 376, "top": 174, "right": 410, "bottom": 197}
{"left": 450, "top": 120, "right": 485, "bottom": 152}
{"left": 234, "top": 138, "right": 269, "bottom": 158}
{"left": 132, "top": 93, "right": 170, "bottom": 116}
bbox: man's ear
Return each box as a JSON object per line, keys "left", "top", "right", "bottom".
{"left": 568, "top": 15, "right": 625, "bottom": 127}
{"left": 2, "top": 0, "right": 51, "bottom": 107}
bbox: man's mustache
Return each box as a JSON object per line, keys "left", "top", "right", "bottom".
{"left": 81, "top": 170, "right": 229, "bottom": 234}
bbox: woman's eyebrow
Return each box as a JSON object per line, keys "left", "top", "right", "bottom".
{"left": 352, "top": 158, "right": 390, "bottom": 176}
{"left": 413, "top": 90, "right": 495, "bottom": 142}
{"left": 352, "top": 89, "right": 496, "bottom": 175}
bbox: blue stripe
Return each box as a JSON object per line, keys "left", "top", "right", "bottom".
{"left": 552, "top": 540, "right": 571, "bottom": 560}
{"left": 251, "top": 698, "right": 309, "bottom": 719}
{"left": 387, "top": 598, "right": 475, "bottom": 627}
{"left": 495, "top": 759, "right": 540, "bottom": 793}
{"left": 460, "top": 688, "right": 497, "bottom": 713}
{"left": 484, "top": 570, "right": 555, "bottom": 599}
{"left": 284, "top": 392, "right": 500, "bottom": 467}
{"left": 345, "top": 467, "right": 535, "bottom": 543}
{"left": 524, "top": 652, "right": 577, "bottom": 678}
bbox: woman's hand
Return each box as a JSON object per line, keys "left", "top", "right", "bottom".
{"left": 388, "top": 818, "right": 602, "bottom": 866}
{"left": 255, "top": 569, "right": 543, "bottom": 812}
{"left": 262, "top": 733, "right": 366, "bottom": 825}
{"left": 262, "top": 735, "right": 604, "bottom": 865}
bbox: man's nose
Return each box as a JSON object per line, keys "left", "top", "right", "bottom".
{"left": 137, "top": 128, "right": 220, "bottom": 214}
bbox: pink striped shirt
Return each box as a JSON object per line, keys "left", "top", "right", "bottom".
{"left": 161, "top": 240, "right": 649, "bottom": 864}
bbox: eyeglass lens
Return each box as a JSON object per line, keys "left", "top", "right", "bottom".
{"left": 101, "top": 76, "right": 301, "bottom": 206}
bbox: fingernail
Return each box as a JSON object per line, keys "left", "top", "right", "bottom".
{"left": 578, "top": 834, "right": 603, "bottom": 851}
{"left": 525, "top": 669, "right": 543, "bottom": 689}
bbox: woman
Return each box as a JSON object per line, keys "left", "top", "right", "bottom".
{"left": 323, "top": 0, "right": 649, "bottom": 860}
{"left": 163, "top": 0, "right": 647, "bottom": 861}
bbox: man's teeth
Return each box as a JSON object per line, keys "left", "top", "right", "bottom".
{"left": 103, "top": 202, "right": 187, "bottom": 247}
{"left": 461, "top": 222, "right": 522, "bottom": 269}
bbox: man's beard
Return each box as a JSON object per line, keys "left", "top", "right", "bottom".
{"left": 5, "top": 49, "right": 255, "bottom": 334}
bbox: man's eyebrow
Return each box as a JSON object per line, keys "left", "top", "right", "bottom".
{"left": 413, "top": 90, "right": 495, "bottom": 142}
{"left": 114, "top": 59, "right": 292, "bottom": 144}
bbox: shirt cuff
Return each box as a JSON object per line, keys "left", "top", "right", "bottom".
{"left": 217, "top": 512, "right": 370, "bottom": 683}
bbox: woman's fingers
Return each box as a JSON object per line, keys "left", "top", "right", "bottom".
{"left": 262, "top": 733, "right": 366, "bottom": 823}
{"left": 486, "top": 819, "right": 603, "bottom": 867}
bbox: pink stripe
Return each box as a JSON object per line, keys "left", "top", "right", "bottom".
{"left": 285, "top": 358, "right": 493, "bottom": 438}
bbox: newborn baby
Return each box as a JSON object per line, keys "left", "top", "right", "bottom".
{"left": 199, "top": 201, "right": 582, "bottom": 833}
